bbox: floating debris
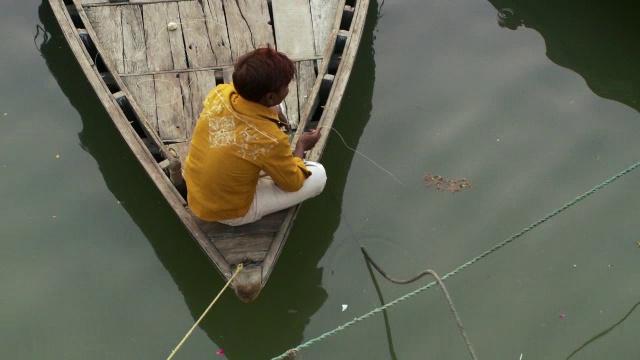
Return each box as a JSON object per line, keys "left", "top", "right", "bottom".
{"left": 559, "top": 314, "right": 566, "bottom": 319}
{"left": 55, "top": 154, "right": 61, "bottom": 159}
{"left": 423, "top": 173, "right": 474, "bottom": 193}
{"left": 341, "top": 304, "right": 348, "bottom": 312}
{"left": 216, "top": 349, "right": 224, "bottom": 356}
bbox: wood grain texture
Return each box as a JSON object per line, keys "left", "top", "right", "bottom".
{"left": 85, "top": 6, "right": 124, "bottom": 72}
{"left": 122, "top": 5, "right": 149, "bottom": 73}
{"left": 272, "top": 0, "right": 316, "bottom": 58}
{"left": 216, "top": 235, "right": 271, "bottom": 264}
{"left": 202, "top": 0, "right": 233, "bottom": 65}
{"left": 193, "top": 210, "right": 286, "bottom": 240}
{"left": 142, "top": 2, "right": 188, "bottom": 71}
{"left": 282, "top": 75, "right": 300, "bottom": 130}
{"left": 310, "top": 0, "right": 341, "bottom": 56}
{"left": 80, "top": 0, "right": 194, "bottom": 5}
{"left": 186, "top": 70, "right": 217, "bottom": 136}
{"left": 177, "top": 1, "right": 217, "bottom": 68}
{"left": 122, "top": 75, "right": 158, "bottom": 131}
{"left": 222, "top": 0, "right": 274, "bottom": 60}
{"left": 78, "top": 2, "right": 171, "bottom": 155}
{"left": 296, "top": 60, "right": 317, "bottom": 122}
{"left": 155, "top": 72, "right": 189, "bottom": 141}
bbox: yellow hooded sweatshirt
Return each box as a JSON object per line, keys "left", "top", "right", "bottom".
{"left": 184, "top": 83, "right": 310, "bottom": 222}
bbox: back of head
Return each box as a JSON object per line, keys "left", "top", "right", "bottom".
{"left": 232, "top": 47, "right": 295, "bottom": 103}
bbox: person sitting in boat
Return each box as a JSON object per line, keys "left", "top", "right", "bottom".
{"left": 183, "top": 47, "right": 327, "bottom": 226}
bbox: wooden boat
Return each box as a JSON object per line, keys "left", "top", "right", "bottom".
{"left": 47, "top": 0, "right": 370, "bottom": 302}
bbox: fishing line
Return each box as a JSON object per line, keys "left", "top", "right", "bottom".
{"left": 322, "top": 126, "right": 411, "bottom": 188}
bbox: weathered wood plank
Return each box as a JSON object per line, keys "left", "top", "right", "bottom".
{"left": 155, "top": 72, "right": 190, "bottom": 141}
{"left": 142, "top": 2, "right": 188, "bottom": 72}
{"left": 117, "top": 69, "right": 217, "bottom": 139}
{"left": 282, "top": 75, "right": 300, "bottom": 130}
{"left": 175, "top": 72, "right": 196, "bottom": 137}
{"left": 222, "top": 0, "right": 274, "bottom": 60}
{"left": 201, "top": 0, "right": 233, "bottom": 65}
{"left": 116, "top": 58, "right": 320, "bottom": 77}
{"left": 84, "top": 6, "right": 124, "bottom": 72}
{"left": 186, "top": 70, "right": 217, "bottom": 136}
{"left": 79, "top": 0, "right": 195, "bottom": 8}
{"left": 310, "top": 0, "right": 342, "bottom": 56}
{"left": 81, "top": 0, "right": 193, "bottom": 6}
{"left": 177, "top": 1, "right": 217, "bottom": 69}
{"left": 194, "top": 210, "right": 286, "bottom": 239}
{"left": 122, "top": 5, "right": 149, "bottom": 73}
{"left": 272, "top": 0, "right": 316, "bottom": 58}
{"left": 121, "top": 75, "right": 158, "bottom": 131}
{"left": 216, "top": 235, "right": 271, "bottom": 264}
{"left": 296, "top": 60, "right": 317, "bottom": 122}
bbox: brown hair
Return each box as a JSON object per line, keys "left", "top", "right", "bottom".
{"left": 232, "top": 47, "right": 295, "bottom": 103}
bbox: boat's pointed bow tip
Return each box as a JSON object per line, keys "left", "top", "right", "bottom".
{"left": 231, "top": 265, "right": 263, "bottom": 303}
{"left": 234, "top": 285, "right": 261, "bottom": 303}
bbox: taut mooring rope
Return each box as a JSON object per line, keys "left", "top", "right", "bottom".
{"left": 167, "top": 263, "right": 243, "bottom": 360}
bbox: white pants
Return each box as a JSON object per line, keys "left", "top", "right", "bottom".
{"left": 217, "top": 161, "right": 327, "bottom": 226}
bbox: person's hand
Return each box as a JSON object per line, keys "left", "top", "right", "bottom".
{"left": 298, "top": 128, "right": 321, "bottom": 151}
{"left": 294, "top": 128, "right": 321, "bottom": 158}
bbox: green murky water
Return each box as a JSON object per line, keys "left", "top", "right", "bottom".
{"left": 2, "top": 0, "right": 639, "bottom": 359}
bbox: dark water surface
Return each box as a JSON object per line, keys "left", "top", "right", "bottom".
{"left": 2, "top": 0, "right": 639, "bottom": 359}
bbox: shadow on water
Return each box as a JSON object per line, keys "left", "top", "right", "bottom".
{"left": 365, "top": 258, "right": 399, "bottom": 359}
{"left": 487, "top": 0, "right": 640, "bottom": 112}
{"left": 566, "top": 300, "right": 640, "bottom": 359}
{"left": 38, "top": 0, "right": 379, "bottom": 357}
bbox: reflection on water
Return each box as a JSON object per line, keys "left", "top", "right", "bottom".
{"left": 566, "top": 300, "right": 640, "bottom": 359}
{"left": 488, "top": 0, "right": 640, "bottom": 112}
{"left": 365, "top": 259, "right": 399, "bottom": 359}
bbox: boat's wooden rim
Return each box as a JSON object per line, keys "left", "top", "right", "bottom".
{"left": 48, "top": 0, "right": 371, "bottom": 300}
